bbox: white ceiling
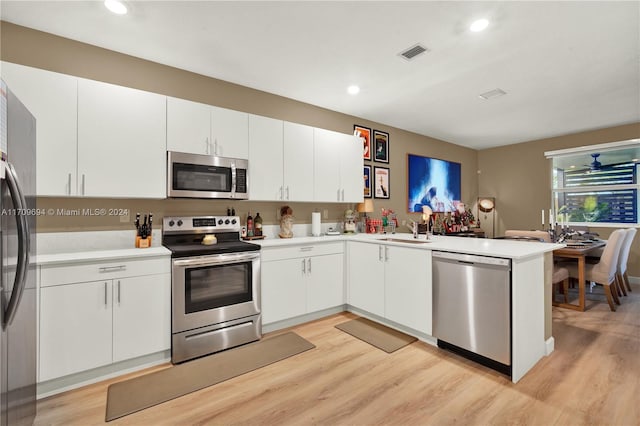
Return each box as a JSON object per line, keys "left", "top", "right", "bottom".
{"left": 1, "top": 1, "right": 639, "bottom": 150}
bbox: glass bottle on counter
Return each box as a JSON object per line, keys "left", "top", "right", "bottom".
{"left": 254, "top": 212, "right": 263, "bottom": 237}
{"left": 247, "top": 212, "right": 254, "bottom": 237}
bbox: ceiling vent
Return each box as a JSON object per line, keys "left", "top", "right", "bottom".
{"left": 399, "top": 44, "right": 428, "bottom": 61}
{"left": 478, "top": 88, "right": 507, "bottom": 100}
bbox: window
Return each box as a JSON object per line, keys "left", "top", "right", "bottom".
{"left": 546, "top": 140, "right": 640, "bottom": 226}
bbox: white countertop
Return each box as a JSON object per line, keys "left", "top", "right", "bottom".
{"left": 36, "top": 246, "right": 171, "bottom": 266}
{"left": 255, "top": 232, "right": 565, "bottom": 260}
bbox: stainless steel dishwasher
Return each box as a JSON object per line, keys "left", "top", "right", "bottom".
{"left": 432, "top": 251, "right": 512, "bottom": 375}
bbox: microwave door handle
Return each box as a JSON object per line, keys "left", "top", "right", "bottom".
{"left": 231, "top": 163, "right": 237, "bottom": 196}
{"left": 3, "top": 163, "right": 31, "bottom": 328}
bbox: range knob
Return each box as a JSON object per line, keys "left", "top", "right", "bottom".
{"left": 177, "top": 220, "right": 183, "bottom": 226}
{"left": 231, "top": 219, "right": 237, "bottom": 224}
{"left": 218, "top": 219, "right": 224, "bottom": 225}
{"left": 225, "top": 219, "right": 230, "bottom": 225}
{"left": 168, "top": 220, "right": 175, "bottom": 227}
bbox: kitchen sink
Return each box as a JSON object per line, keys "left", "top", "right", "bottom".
{"left": 377, "top": 238, "right": 431, "bottom": 244}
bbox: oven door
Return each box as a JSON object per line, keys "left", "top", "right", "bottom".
{"left": 172, "top": 251, "right": 260, "bottom": 334}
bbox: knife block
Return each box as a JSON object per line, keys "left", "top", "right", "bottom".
{"left": 135, "top": 236, "right": 152, "bottom": 248}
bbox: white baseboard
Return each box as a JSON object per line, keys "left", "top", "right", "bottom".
{"left": 629, "top": 276, "right": 639, "bottom": 285}
{"left": 545, "top": 337, "right": 555, "bottom": 355}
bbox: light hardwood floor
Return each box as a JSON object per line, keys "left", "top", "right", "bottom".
{"left": 36, "top": 284, "right": 640, "bottom": 425}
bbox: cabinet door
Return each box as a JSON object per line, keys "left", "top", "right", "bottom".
{"left": 112, "top": 274, "right": 171, "bottom": 362}
{"left": 261, "top": 258, "right": 306, "bottom": 324}
{"left": 283, "top": 122, "right": 314, "bottom": 202}
{"left": 39, "top": 281, "right": 112, "bottom": 381}
{"left": 307, "top": 254, "right": 344, "bottom": 313}
{"left": 340, "top": 133, "right": 364, "bottom": 203}
{"left": 211, "top": 106, "right": 248, "bottom": 159}
{"left": 313, "top": 128, "right": 342, "bottom": 202}
{"left": 347, "top": 242, "right": 385, "bottom": 317}
{"left": 1, "top": 62, "right": 78, "bottom": 196}
{"left": 248, "top": 115, "right": 283, "bottom": 200}
{"left": 384, "top": 247, "right": 432, "bottom": 335}
{"left": 77, "top": 79, "right": 166, "bottom": 198}
{"left": 167, "top": 97, "right": 212, "bottom": 155}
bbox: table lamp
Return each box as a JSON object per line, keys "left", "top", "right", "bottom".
{"left": 357, "top": 199, "right": 374, "bottom": 233}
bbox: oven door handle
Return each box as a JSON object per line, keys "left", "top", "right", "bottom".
{"left": 173, "top": 252, "right": 260, "bottom": 267}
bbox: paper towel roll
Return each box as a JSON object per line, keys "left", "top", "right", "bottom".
{"left": 311, "top": 212, "right": 321, "bottom": 236}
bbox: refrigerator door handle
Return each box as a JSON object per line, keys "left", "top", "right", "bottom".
{"left": 3, "top": 162, "right": 31, "bottom": 327}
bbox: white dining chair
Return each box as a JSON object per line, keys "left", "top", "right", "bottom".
{"left": 617, "top": 228, "right": 637, "bottom": 294}
{"left": 565, "top": 229, "right": 626, "bottom": 311}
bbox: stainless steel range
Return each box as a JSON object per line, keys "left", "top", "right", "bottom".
{"left": 163, "top": 216, "right": 261, "bottom": 364}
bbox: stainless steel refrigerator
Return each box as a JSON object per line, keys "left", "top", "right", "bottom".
{"left": 0, "top": 80, "right": 37, "bottom": 426}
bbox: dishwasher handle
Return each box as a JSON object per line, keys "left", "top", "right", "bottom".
{"left": 432, "top": 251, "right": 511, "bottom": 269}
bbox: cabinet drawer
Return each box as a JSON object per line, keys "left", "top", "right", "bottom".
{"left": 262, "top": 242, "right": 344, "bottom": 262}
{"left": 40, "top": 257, "right": 170, "bottom": 287}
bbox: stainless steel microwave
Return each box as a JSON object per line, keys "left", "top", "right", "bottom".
{"left": 167, "top": 151, "right": 249, "bottom": 199}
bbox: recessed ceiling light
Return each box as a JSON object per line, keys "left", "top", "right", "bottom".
{"left": 633, "top": 158, "right": 639, "bottom": 162}
{"left": 347, "top": 85, "right": 360, "bottom": 95}
{"left": 104, "top": 0, "right": 127, "bottom": 15}
{"left": 569, "top": 165, "right": 576, "bottom": 168}
{"left": 470, "top": 19, "right": 489, "bottom": 32}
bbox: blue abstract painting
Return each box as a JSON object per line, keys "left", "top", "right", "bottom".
{"left": 407, "top": 154, "right": 461, "bottom": 213}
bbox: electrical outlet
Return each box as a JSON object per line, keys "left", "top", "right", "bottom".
{"left": 323, "top": 209, "right": 328, "bottom": 219}
{"left": 401, "top": 220, "right": 406, "bottom": 226}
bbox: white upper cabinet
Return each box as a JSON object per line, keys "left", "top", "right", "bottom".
{"left": 166, "top": 97, "right": 212, "bottom": 155}
{"left": 283, "top": 122, "right": 314, "bottom": 202}
{"left": 77, "top": 78, "right": 166, "bottom": 198}
{"left": 1, "top": 62, "right": 78, "bottom": 196}
{"left": 167, "top": 98, "right": 249, "bottom": 159}
{"left": 248, "top": 115, "right": 284, "bottom": 200}
{"left": 211, "top": 106, "right": 249, "bottom": 159}
{"left": 340, "top": 132, "right": 364, "bottom": 203}
{"left": 314, "top": 128, "right": 362, "bottom": 203}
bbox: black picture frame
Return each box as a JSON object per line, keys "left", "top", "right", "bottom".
{"left": 373, "top": 166, "right": 390, "bottom": 199}
{"left": 373, "top": 130, "right": 389, "bottom": 163}
{"left": 354, "top": 125, "right": 372, "bottom": 161}
{"left": 364, "top": 165, "right": 372, "bottom": 198}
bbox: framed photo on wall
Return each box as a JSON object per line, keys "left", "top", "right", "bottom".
{"left": 373, "top": 166, "right": 390, "bottom": 199}
{"left": 364, "top": 165, "right": 372, "bottom": 198}
{"left": 354, "top": 125, "right": 372, "bottom": 160}
{"left": 373, "top": 130, "right": 389, "bottom": 163}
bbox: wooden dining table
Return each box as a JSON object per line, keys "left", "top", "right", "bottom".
{"left": 553, "top": 240, "right": 606, "bottom": 311}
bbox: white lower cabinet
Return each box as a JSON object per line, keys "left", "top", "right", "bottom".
{"left": 38, "top": 258, "right": 170, "bottom": 382}
{"left": 261, "top": 243, "right": 344, "bottom": 325}
{"left": 348, "top": 242, "right": 432, "bottom": 335}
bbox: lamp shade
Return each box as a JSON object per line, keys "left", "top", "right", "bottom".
{"left": 357, "top": 199, "right": 374, "bottom": 213}
{"left": 478, "top": 197, "right": 495, "bottom": 212}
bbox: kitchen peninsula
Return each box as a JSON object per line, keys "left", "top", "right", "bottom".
{"left": 256, "top": 232, "right": 564, "bottom": 383}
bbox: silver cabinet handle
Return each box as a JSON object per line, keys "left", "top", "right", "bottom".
{"left": 300, "top": 246, "right": 313, "bottom": 252}
{"left": 286, "top": 186, "right": 290, "bottom": 200}
{"left": 214, "top": 138, "right": 218, "bottom": 155}
{"left": 385, "top": 246, "right": 389, "bottom": 262}
{"left": 302, "top": 259, "right": 306, "bottom": 274}
{"left": 342, "top": 189, "right": 345, "bottom": 201}
{"left": 378, "top": 245, "right": 383, "bottom": 261}
{"left": 205, "top": 137, "right": 210, "bottom": 155}
{"left": 117, "top": 280, "right": 121, "bottom": 304}
{"left": 67, "top": 173, "right": 72, "bottom": 195}
{"left": 279, "top": 186, "right": 283, "bottom": 200}
{"left": 308, "top": 258, "right": 311, "bottom": 273}
{"left": 81, "top": 174, "right": 85, "bottom": 195}
{"left": 104, "top": 282, "right": 108, "bottom": 306}
{"left": 99, "top": 265, "right": 126, "bottom": 273}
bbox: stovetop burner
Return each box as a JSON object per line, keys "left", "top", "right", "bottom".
{"left": 162, "top": 215, "right": 261, "bottom": 258}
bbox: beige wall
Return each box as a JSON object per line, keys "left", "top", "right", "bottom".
{"left": 478, "top": 123, "right": 640, "bottom": 275}
{"left": 0, "top": 22, "right": 478, "bottom": 233}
